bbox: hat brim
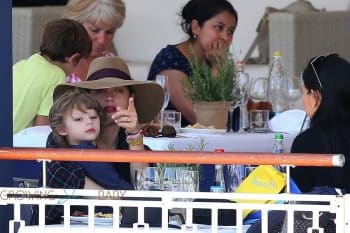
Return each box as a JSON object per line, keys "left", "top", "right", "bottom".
{"left": 54, "top": 78, "right": 164, "bottom": 124}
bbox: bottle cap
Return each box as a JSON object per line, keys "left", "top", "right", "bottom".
{"left": 215, "top": 148, "right": 224, "bottom": 152}
{"left": 210, "top": 185, "right": 225, "bottom": 193}
{"left": 273, "top": 50, "right": 282, "bottom": 57}
{"left": 274, "top": 133, "right": 283, "bottom": 140}
{"left": 236, "top": 61, "right": 245, "bottom": 72}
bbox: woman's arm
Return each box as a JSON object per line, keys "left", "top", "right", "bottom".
{"left": 80, "top": 162, "right": 134, "bottom": 190}
{"left": 34, "top": 115, "right": 49, "bottom": 126}
{"left": 127, "top": 133, "right": 148, "bottom": 186}
{"left": 160, "top": 70, "right": 196, "bottom": 125}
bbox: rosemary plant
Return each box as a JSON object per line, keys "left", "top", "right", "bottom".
{"left": 157, "top": 138, "right": 207, "bottom": 171}
{"left": 184, "top": 51, "right": 237, "bottom": 103}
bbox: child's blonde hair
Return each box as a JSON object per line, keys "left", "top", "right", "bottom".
{"left": 49, "top": 89, "right": 105, "bottom": 147}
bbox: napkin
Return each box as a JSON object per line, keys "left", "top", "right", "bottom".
{"left": 13, "top": 125, "right": 51, "bottom": 148}
{"left": 268, "top": 109, "right": 310, "bottom": 134}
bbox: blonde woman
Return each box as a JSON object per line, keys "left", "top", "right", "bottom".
{"left": 63, "top": 0, "right": 125, "bottom": 82}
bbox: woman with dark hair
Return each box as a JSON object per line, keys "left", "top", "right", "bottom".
{"left": 32, "top": 56, "right": 164, "bottom": 225}
{"left": 147, "top": 0, "right": 238, "bottom": 126}
{"left": 291, "top": 53, "right": 350, "bottom": 193}
{"left": 247, "top": 54, "right": 350, "bottom": 233}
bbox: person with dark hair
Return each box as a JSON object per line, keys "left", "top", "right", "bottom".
{"left": 247, "top": 54, "right": 350, "bottom": 233}
{"left": 47, "top": 56, "right": 164, "bottom": 192}
{"left": 147, "top": 0, "right": 238, "bottom": 126}
{"left": 13, "top": 18, "right": 92, "bottom": 134}
{"left": 32, "top": 56, "right": 164, "bottom": 225}
{"left": 290, "top": 53, "right": 350, "bottom": 193}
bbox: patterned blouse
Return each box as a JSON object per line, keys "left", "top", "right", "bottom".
{"left": 147, "top": 45, "right": 192, "bottom": 127}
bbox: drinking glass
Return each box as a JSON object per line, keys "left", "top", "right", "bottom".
{"left": 286, "top": 75, "right": 302, "bottom": 109}
{"left": 155, "top": 75, "right": 170, "bottom": 131}
{"left": 134, "top": 167, "right": 162, "bottom": 191}
{"left": 176, "top": 169, "right": 199, "bottom": 202}
{"left": 225, "top": 165, "right": 245, "bottom": 192}
{"left": 160, "top": 110, "right": 181, "bottom": 133}
{"left": 229, "top": 72, "right": 250, "bottom": 133}
{"left": 249, "top": 77, "right": 268, "bottom": 101}
{"left": 162, "top": 167, "right": 179, "bottom": 191}
{"left": 250, "top": 110, "right": 270, "bottom": 132}
{"left": 236, "top": 73, "right": 250, "bottom": 133}
{"left": 236, "top": 72, "right": 250, "bottom": 105}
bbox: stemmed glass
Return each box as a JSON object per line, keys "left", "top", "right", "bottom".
{"left": 155, "top": 75, "right": 170, "bottom": 131}
{"left": 134, "top": 167, "right": 162, "bottom": 191}
{"left": 286, "top": 75, "right": 302, "bottom": 109}
{"left": 234, "top": 72, "right": 250, "bottom": 133}
{"left": 249, "top": 77, "right": 268, "bottom": 101}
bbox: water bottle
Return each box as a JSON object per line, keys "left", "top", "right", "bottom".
{"left": 267, "top": 51, "right": 287, "bottom": 116}
{"left": 210, "top": 148, "right": 225, "bottom": 192}
{"left": 236, "top": 61, "right": 250, "bottom": 132}
{"left": 214, "top": 164, "right": 224, "bottom": 187}
{"left": 272, "top": 133, "right": 284, "bottom": 172}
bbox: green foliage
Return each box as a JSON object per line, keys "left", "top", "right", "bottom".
{"left": 184, "top": 51, "right": 237, "bottom": 103}
{"left": 157, "top": 138, "right": 207, "bottom": 171}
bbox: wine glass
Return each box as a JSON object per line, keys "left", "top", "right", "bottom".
{"left": 235, "top": 73, "right": 250, "bottom": 133}
{"left": 286, "top": 75, "right": 302, "bottom": 109}
{"left": 134, "top": 167, "right": 162, "bottom": 191}
{"left": 155, "top": 75, "right": 170, "bottom": 131}
{"left": 249, "top": 77, "right": 268, "bottom": 101}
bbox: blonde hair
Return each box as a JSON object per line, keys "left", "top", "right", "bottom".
{"left": 63, "top": 0, "right": 126, "bottom": 29}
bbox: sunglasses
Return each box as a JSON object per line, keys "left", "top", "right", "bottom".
{"left": 309, "top": 53, "right": 337, "bottom": 89}
{"left": 142, "top": 124, "right": 177, "bottom": 138}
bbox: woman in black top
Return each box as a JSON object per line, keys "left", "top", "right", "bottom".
{"left": 291, "top": 54, "right": 350, "bottom": 193}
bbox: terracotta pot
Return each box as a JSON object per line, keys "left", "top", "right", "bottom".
{"left": 194, "top": 101, "right": 231, "bottom": 129}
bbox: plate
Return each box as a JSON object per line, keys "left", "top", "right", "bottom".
{"left": 180, "top": 127, "right": 226, "bottom": 134}
{"left": 69, "top": 216, "right": 114, "bottom": 225}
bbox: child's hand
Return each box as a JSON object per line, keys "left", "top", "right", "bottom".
{"left": 111, "top": 97, "right": 140, "bottom": 134}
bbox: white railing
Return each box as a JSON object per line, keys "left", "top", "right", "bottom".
{"left": 0, "top": 148, "right": 347, "bottom": 232}
{"left": 1, "top": 188, "right": 346, "bottom": 233}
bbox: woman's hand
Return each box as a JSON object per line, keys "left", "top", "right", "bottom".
{"left": 205, "top": 38, "right": 229, "bottom": 77}
{"left": 205, "top": 38, "right": 229, "bottom": 64}
{"left": 111, "top": 97, "right": 140, "bottom": 134}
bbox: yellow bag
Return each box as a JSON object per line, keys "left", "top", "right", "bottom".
{"left": 234, "top": 165, "right": 286, "bottom": 219}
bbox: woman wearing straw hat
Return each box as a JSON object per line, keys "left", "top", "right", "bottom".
{"left": 49, "top": 56, "right": 164, "bottom": 187}
{"left": 35, "top": 56, "right": 164, "bottom": 224}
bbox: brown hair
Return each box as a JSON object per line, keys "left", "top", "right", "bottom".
{"left": 49, "top": 89, "right": 105, "bottom": 147}
{"left": 40, "top": 18, "right": 92, "bottom": 62}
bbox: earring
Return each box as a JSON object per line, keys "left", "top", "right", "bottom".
{"left": 193, "top": 34, "right": 197, "bottom": 39}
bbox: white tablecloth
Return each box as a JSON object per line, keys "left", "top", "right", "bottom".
{"left": 144, "top": 132, "right": 296, "bottom": 153}
{"left": 13, "top": 126, "right": 297, "bottom": 153}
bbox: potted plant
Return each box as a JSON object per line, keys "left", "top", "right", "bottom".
{"left": 183, "top": 52, "right": 237, "bottom": 129}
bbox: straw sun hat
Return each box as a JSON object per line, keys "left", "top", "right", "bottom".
{"left": 53, "top": 56, "right": 164, "bottom": 123}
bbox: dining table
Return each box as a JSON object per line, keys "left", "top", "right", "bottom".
{"left": 13, "top": 126, "right": 297, "bottom": 153}
{"left": 144, "top": 131, "right": 296, "bottom": 153}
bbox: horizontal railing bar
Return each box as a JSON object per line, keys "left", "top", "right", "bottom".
{"left": 0, "top": 188, "right": 340, "bottom": 202}
{"left": 0, "top": 147, "right": 344, "bottom": 167}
